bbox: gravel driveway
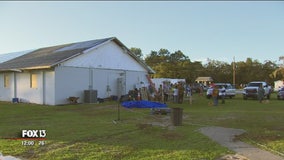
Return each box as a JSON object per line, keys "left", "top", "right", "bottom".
{"left": 199, "top": 126, "right": 284, "bottom": 160}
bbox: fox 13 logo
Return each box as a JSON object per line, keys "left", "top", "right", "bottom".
{"left": 22, "top": 130, "right": 47, "bottom": 138}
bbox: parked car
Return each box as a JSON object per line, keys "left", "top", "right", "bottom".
{"left": 277, "top": 87, "right": 284, "bottom": 100}
{"left": 243, "top": 81, "right": 272, "bottom": 100}
{"left": 206, "top": 83, "right": 236, "bottom": 99}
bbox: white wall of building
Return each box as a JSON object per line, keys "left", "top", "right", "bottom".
{"left": 62, "top": 41, "right": 147, "bottom": 72}
{"left": 15, "top": 71, "right": 42, "bottom": 104}
{"left": 92, "top": 68, "right": 124, "bottom": 98}
{"left": 92, "top": 69, "right": 149, "bottom": 98}
{"left": 54, "top": 66, "right": 89, "bottom": 105}
{"left": 44, "top": 70, "right": 55, "bottom": 105}
{"left": 0, "top": 70, "right": 55, "bottom": 105}
{"left": 54, "top": 66, "right": 149, "bottom": 105}
{"left": 125, "top": 70, "right": 149, "bottom": 91}
{"left": 0, "top": 72, "right": 14, "bottom": 101}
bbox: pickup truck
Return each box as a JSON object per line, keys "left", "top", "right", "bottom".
{"left": 243, "top": 81, "right": 272, "bottom": 100}
{"left": 206, "top": 83, "right": 236, "bottom": 99}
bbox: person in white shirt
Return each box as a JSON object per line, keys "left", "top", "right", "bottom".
{"left": 173, "top": 85, "right": 178, "bottom": 103}
{"left": 220, "top": 86, "right": 226, "bottom": 104}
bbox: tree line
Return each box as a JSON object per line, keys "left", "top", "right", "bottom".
{"left": 130, "top": 48, "right": 284, "bottom": 87}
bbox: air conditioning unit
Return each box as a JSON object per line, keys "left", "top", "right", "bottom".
{"left": 84, "top": 90, "right": 97, "bottom": 103}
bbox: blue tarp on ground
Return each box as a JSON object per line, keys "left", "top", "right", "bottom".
{"left": 121, "top": 100, "right": 167, "bottom": 108}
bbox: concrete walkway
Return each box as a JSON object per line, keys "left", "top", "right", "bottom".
{"left": 199, "top": 126, "right": 284, "bottom": 160}
{"left": 0, "top": 154, "right": 21, "bottom": 160}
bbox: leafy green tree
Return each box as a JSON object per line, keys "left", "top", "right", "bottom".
{"left": 203, "top": 59, "right": 232, "bottom": 83}
{"left": 130, "top": 47, "right": 143, "bottom": 59}
{"left": 144, "top": 47, "right": 279, "bottom": 86}
{"left": 145, "top": 49, "right": 193, "bottom": 80}
{"left": 270, "top": 57, "right": 284, "bottom": 81}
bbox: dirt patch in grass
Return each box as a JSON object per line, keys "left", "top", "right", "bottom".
{"left": 160, "top": 131, "right": 184, "bottom": 140}
{"left": 135, "top": 123, "right": 184, "bottom": 140}
{"left": 136, "top": 123, "right": 152, "bottom": 130}
{"left": 270, "top": 126, "right": 284, "bottom": 132}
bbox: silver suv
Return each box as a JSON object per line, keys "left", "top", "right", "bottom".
{"left": 206, "top": 83, "right": 236, "bottom": 99}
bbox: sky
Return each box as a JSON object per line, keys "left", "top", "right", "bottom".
{"left": 0, "top": 1, "right": 284, "bottom": 64}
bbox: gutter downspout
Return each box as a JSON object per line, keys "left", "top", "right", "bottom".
{"left": 13, "top": 72, "right": 17, "bottom": 99}
{"left": 42, "top": 71, "right": 46, "bottom": 105}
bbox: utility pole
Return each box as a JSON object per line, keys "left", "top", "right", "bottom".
{"left": 279, "top": 56, "right": 284, "bottom": 68}
{"left": 233, "top": 56, "right": 236, "bottom": 86}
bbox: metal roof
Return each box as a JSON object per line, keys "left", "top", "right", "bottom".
{"left": 54, "top": 38, "right": 109, "bottom": 52}
{"left": 0, "top": 49, "right": 37, "bottom": 63}
{"left": 0, "top": 37, "right": 155, "bottom": 73}
{"left": 0, "top": 38, "right": 112, "bottom": 70}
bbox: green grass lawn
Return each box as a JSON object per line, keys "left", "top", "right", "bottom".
{"left": 0, "top": 93, "right": 283, "bottom": 160}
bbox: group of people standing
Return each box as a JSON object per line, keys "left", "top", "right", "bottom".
{"left": 147, "top": 81, "right": 268, "bottom": 106}
{"left": 156, "top": 82, "right": 193, "bottom": 104}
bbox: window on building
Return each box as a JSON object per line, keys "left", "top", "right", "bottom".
{"left": 4, "top": 74, "right": 10, "bottom": 88}
{"left": 30, "top": 73, "right": 38, "bottom": 88}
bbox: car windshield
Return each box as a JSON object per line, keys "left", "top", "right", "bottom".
{"left": 247, "top": 83, "right": 261, "bottom": 87}
{"left": 218, "top": 85, "right": 227, "bottom": 89}
{"left": 212, "top": 84, "right": 228, "bottom": 89}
